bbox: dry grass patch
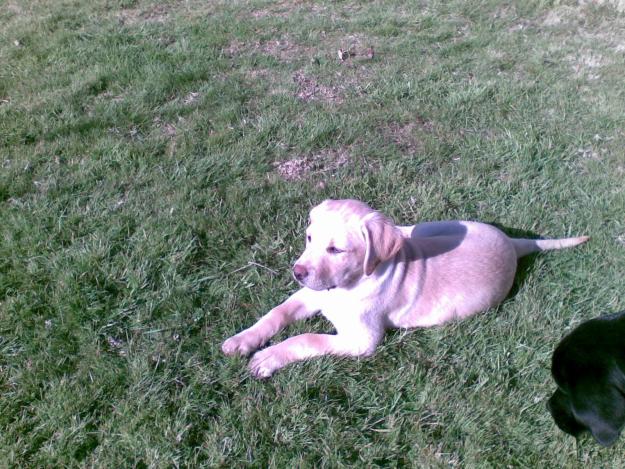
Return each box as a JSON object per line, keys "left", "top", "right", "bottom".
{"left": 334, "top": 33, "right": 376, "bottom": 61}
{"left": 98, "top": 91, "right": 125, "bottom": 103}
{"left": 223, "top": 39, "right": 246, "bottom": 57}
{"left": 153, "top": 116, "right": 178, "bottom": 138}
{"left": 258, "top": 36, "right": 315, "bottom": 62}
{"left": 385, "top": 118, "right": 435, "bottom": 155}
{"left": 117, "top": 4, "right": 171, "bottom": 25}
{"left": 224, "top": 36, "right": 314, "bottom": 63}
{"left": 568, "top": 51, "right": 607, "bottom": 80}
{"left": 581, "top": 0, "right": 625, "bottom": 12}
{"left": 225, "top": 32, "right": 377, "bottom": 65}
{"left": 245, "top": 68, "right": 272, "bottom": 80}
{"left": 250, "top": 0, "right": 331, "bottom": 19}
{"left": 292, "top": 71, "right": 343, "bottom": 103}
{"left": 183, "top": 91, "right": 200, "bottom": 105}
{"left": 273, "top": 147, "right": 351, "bottom": 181}
{"left": 541, "top": 6, "right": 583, "bottom": 27}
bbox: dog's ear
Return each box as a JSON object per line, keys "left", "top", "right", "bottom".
{"left": 361, "top": 212, "right": 403, "bottom": 276}
{"left": 574, "top": 385, "right": 625, "bottom": 447}
{"left": 585, "top": 412, "right": 622, "bottom": 447}
{"left": 548, "top": 389, "right": 587, "bottom": 437}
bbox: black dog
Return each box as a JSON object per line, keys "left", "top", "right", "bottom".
{"left": 548, "top": 311, "right": 625, "bottom": 446}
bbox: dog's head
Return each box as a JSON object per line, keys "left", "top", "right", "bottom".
{"left": 548, "top": 312, "right": 625, "bottom": 447}
{"left": 548, "top": 380, "right": 625, "bottom": 447}
{"left": 292, "top": 199, "right": 404, "bottom": 291}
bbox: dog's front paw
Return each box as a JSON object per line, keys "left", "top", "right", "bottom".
{"left": 221, "top": 331, "right": 263, "bottom": 356}
{"left": 249, "top": 347, "right": 285, "bottom": 379}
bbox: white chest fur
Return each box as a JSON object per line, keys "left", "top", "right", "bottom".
{"left": 314, "top": 284, "right": 387, "bottom": 347}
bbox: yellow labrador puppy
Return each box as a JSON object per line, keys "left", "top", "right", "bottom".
{"left": 222, "top": 199, "right": 588, "bottom": 378}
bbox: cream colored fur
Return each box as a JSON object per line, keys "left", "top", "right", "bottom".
{"left": 222, "top": 199, "right": 588, "bottom": 378}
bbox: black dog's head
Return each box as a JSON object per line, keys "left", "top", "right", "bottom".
{"left": 548, "top": 311, "right": 625, "bottom": 447}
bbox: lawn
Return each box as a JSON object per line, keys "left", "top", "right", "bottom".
{"left": 1, "top": 0, "right": 624, "bottom": 466}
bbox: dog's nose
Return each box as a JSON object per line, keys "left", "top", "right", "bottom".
{"left": 293, "top": 264, "right": 308, "bottom": 282}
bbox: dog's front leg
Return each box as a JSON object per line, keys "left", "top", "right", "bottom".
{"left": 248, "top": 332, "right": 380, "bottom": 378}
{"left": 222, "top": 289, "right": 319, "bottom": 356}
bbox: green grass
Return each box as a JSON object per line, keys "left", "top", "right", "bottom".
{"left": 1, "top": 0, "right": 624, "bottom": 466}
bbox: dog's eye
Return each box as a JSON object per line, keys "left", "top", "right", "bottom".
{"left": 327, "top": 246, "right": 343, "bottom": 254}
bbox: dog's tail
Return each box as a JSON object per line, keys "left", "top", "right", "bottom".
{"left": 512, "top": 236, "right": 589, "bottom": 258}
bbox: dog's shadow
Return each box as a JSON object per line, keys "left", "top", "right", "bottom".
{"left": 489, "top": 223, "right": 542, "bottom": 300}
{"left": 382, "top": 224, "right": 544, "bottom": 350}
{"left": 406, "top": 221, "right": 542, "bottom": 300}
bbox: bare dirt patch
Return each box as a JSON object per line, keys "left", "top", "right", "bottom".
{"left": 245, "top": 68, "right": 272, "bottom": 80}
{"left": 225, "top": 35, "right": 314, "bottom": 63}
{"left": 6, "top": 2, "right": 23, "bottom": 15}
{"left": 224, "top": 39, "right": 247, "bottom": 57}
{"left": 259, "top": 37, "right": 315, "bottom": 62}
{"left": 153, "top": 116, "right": 184, "bottom": 138}
{"left": 568, "top": 51, "right": 607, "bottom": 80}
{"left": 385, "top": 118, "right": 435, "bottom": 155}
{"left": 161, "top": 122, "right": 178, "bottom": 138}
{"left": 580, "top": 0, "right": 625, "bottom": 12}
{"left": 273, "top": 147, "right": 350, "bottom": 181}
{"left": 118, "top": 4, "right": 170, "bottom": 25}
{"left": 334, "top": 33, "right": 376, "bottom": 62}
{"left": 293, "top": 71, "right": 342, "bottom": 103}
{"left": 225, "top": 32, "right": 377, "bottom": 65}
{"left": 183, "top": 91, "right": 200, "bottom": 105}
{"left": 251, "top": 0, "right": 331, "bottom": 19}
{"left": 542, "top": 6, "right": 582, "bottom": 27}
{"left": 99, "top": 91, "right": 125, "bottom": 102}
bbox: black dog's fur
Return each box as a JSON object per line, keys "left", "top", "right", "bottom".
{"left": 548, "top": 311, "right": 625, "bottom": 446}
